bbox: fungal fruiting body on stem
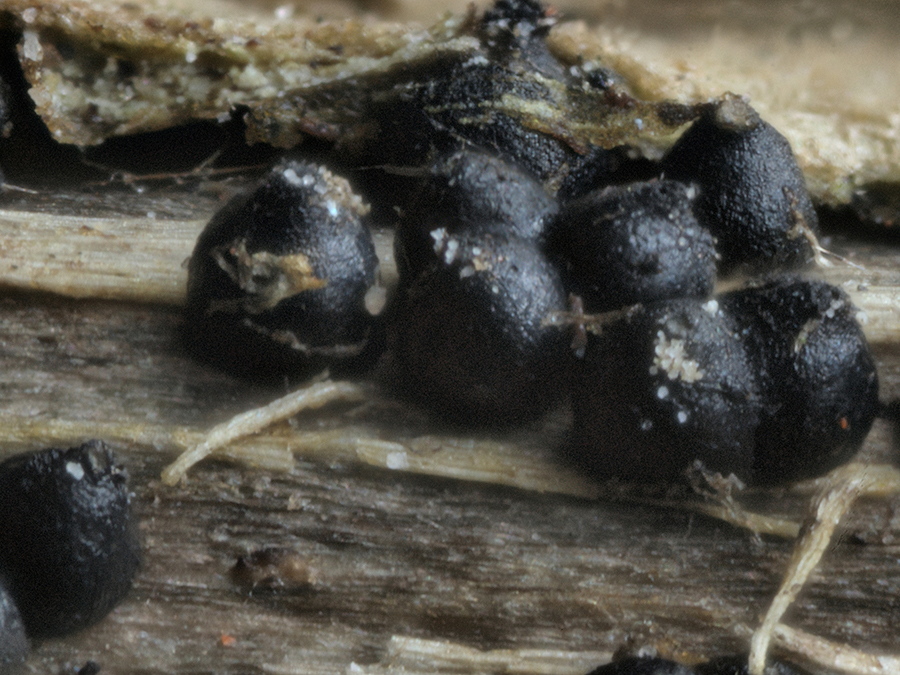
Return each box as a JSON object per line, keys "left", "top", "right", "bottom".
{"left": 183, "top": 161, "right": 380, "bottom": 384}
{"left": 385, "top": 232, "right": 570, "bottom": 427}
{"left": 0, "top": 441, "right": 140, "bottom": 638}
{"left": 662, "top": 95, "right": 820, "bottom": 275}
{"left": 569, "top": 279, "right": 879, "bottom": 487}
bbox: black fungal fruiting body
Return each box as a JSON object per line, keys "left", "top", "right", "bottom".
{"left": 721, "top": 278, "right": 879, "bottom": 485}
{"left": 395, "top": 148, "right": 556, "bottom": 281}
{"left": 570, "top": 278, "right": 878, "bottom": 486}
{"left": 547, "top": 180, "right": 716, "bottom": 312}
{"left": 585, "top": 655, "right": 807, "bottom": 675}
{"left": 569, "top": 298, "right": 761, "bottom": 484}
{"left": 662, "top": 95, "right": 819, "bottom": 275}
{"left": 585, "top": 656, "right": 695, "bottom": 675}
{"left": 385, "top": 233, "right": 569, "bottom": 427}
{"left": 361, "top": 0, "right": 578, "bottom": 193}
{"left": 402, "top": 56, "right": 576, "bottom": 185}
{"left": 0, "top": 441, "right": 140, "bottom": 638}
{"left": 694, "top": 655, "right": 806, "bottom": 675}
{"left": 183, "top": 161, "right": 380, "bottom": 384}
{"left": 0, "top": 576, "right": 28, "bottom": 672}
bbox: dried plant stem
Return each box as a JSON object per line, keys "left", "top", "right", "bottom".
{"left": 686, "top": 501, "right": 800, "bottom": 539}
{"left": 380, "top": 635, "right": 610, "bottom": 675}
{"left": 161, "top": 380, "right": 368, "bottom": 485}
{"left": 771, "top": 623, "right": 900, "bottom": 675}
{"left": 749, "top": 464, "right": 900, "bottom": 675}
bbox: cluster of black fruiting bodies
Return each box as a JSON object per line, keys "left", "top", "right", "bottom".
{"left": 183, "top": 0, "right": 879, "bottom": 489}
{"left": 0, "top": 442, "right": 140, "bottom": 670}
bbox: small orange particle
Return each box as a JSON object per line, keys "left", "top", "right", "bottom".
{"left": 220, "top": 634, "right": 236, "bottom": 647}
{"left": 839, "top": 417, "right": 850, "bottom": 430}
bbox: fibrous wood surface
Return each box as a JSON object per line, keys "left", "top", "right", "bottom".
{"left": 0, "top": 1, "right": 898, "bottom": 674}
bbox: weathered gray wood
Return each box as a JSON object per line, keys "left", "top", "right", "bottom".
{"left": 0, "top": 191, "right": 898, "bottom": 675}
{"left": 0, "top": 0, "right": 898, "bottom": 669}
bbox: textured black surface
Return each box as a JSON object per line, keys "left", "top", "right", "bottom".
{"left": 0, "top": 576, "right": 28, "bottom": 671}
{"left": 721, "top": 278, "right": 879, "bottom": 485}
{"left": 569, "top": 298, "right": 761, "bottom": 484}
{"left": 359, "top": 0, "right": 578, "bottom": 191}
{"left": 547, "top": 180, "right": 716, "bottom": 311}
{"left": 384, "top": 233, "right": 569, "bottom": 426}
{"left": 662, "top": 96, "right": 818, "bottom": 275}
{"left": 395, "top": 149, "right": 557, "bottom": 281}
{"left": 0, "top": 442, "right": 140, "bottom": 638}
{"left": 694, "top": 655, "right": 806, "bottom": 675}
{"left": 585, "top": 656, "right": 696, "bottom": 675}
{"left": 585, "top": 654, "right": 808, "bottom": 675}
{"left": 183, "top": 161, "right": 379, "bottom": 384}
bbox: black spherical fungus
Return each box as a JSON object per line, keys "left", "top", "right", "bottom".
{"left": 384, "top": 233, "right": 570, "bottom": 427}
{"left": 394, "top": 148, "right": 557, "bottom": 282}
{"left": 585, "top": 655, "right": 808, "bottom": 675}
{"left": 569, "top": 298, "right": 761, "bottom": 484}
{"left": 569, "top": 277, "right": 878, "bottom": 487}
{"left": 585, "top": 656, "right": 695, "bottom": 675}
{"left": 547, "top": 180, "right": 717, "bottom": 312}
{"left": 661, "top": 95, "right": 819, "bottom": 275}
{"left": 0, "top": 576, "right": 28, "bottom": 672}
{"left": 720, "top": 278, "right": 879, "bottom": 485}
{"left": 0, "top": 441, "right": 140, "bottom": 638}
{"left": 183, "top": 161, "right": 381, "bottom": 384}
{"left": 693, "top": 654, "right": 806, "bottom": 675}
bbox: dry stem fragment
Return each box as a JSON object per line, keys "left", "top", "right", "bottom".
{"left": 770, "top": 623, "right": 900, "bottom": 675}
{"left": 161, "top": 379, "right": 368, "bottom": 485}
{"left": 749, "top": 463, "right": 900, "bottom": 675}
{"left": 378, "top": 635, "right": 610, "bottom": 675}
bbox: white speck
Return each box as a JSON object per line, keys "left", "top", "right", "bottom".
{"left": 685, "top": 185, "right": 698, "bottom": 200}
{"left": 656, "top": 385, "right": 669, "bottom": 399}
{"left": 640, "top": 419, "right": 653, "bottom": 431}
{"left": 702, "top": 299, "right": 719, "bottom": 315}
{"left": 443, "top": 239, "right": 459, "bottom": 265}
{"left": 677, "top": 236, "right": 687, "bottom": 247}
{"left": 275, "top": 4, "right": 294, "bottom": 19}
{"left": 459, "top": 265, "right": 475, "bottom": 278}
{"left": 824, "top": 298, "right": 844, "bottom": 319}
{"left": 856, "top": 309, "right": 869, "bottom": 325}
{"left": 471, "top": 247, "right": 482, "bottom": 256}
{"left": 430, "top": 228, "right": 447, "bottom": 251}
{"left": 463, "top": 54, "right": 490, "bottom": 67}
{"left": 282, "top": 167, "right": 303, "bottom": 187}
{"left": 652, "top": 330, "right": 704, "bottom": 383}
{"left": 66, "top": 461, "right": 85, "bottom": 481}
{"left": 676, "top": 411, "right": 689, "bottom": 424}
{"left": 326, "top": 200, "right": 339, "bottom": 217}
{"left": 146, "top": 211, "right": 156, "bottom": 219}
{"left": 635, "top": 118, "right": 644, "bottom": 130}
{"left": 491, "top": 284, "right": 500, "bottom": 294}
{"left": 386, "top": 452, "right": 409, "bottom": 470}
{"left": 185, "top": 50, "right": 197, "bottom": 64}
{"left": 22, "top": 7, "right": 37, "bottom": 23}
{"left": 22, "top": 31, "right": 42, "bottom": 61}
{"left": 364, "top": 285, "right": 387, "bottom": 316}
